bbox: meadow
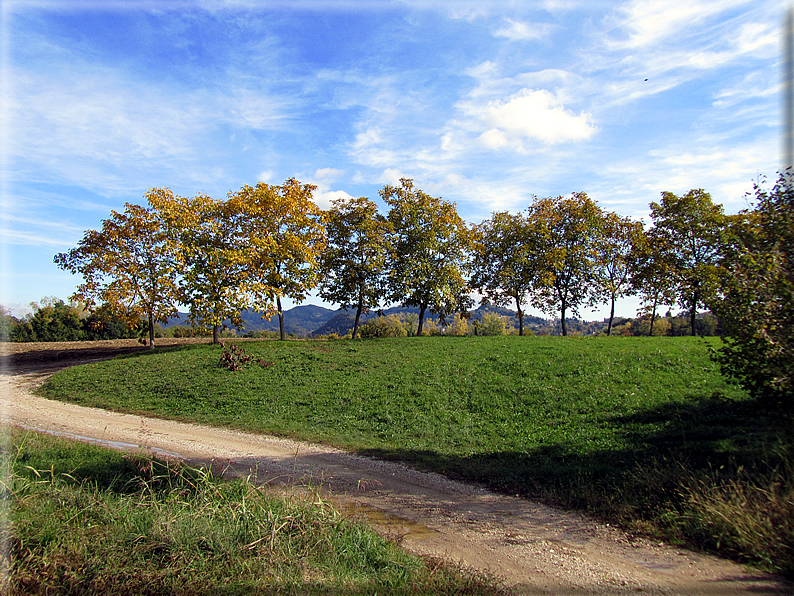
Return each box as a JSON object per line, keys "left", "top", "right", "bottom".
{"left": 41, "top": 336, "right": 794, "bottom": 575}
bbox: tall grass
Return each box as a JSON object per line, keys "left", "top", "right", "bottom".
{"left": 3, "top": 429, "right": 502, "bottom": 595}
{"left": 41, "top": 335, "right": 794, "bottom": 575}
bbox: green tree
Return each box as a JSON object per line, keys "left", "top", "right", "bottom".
{"left": 83, "top": 304, "right": 141, "bottom": 341}
{"left": 592, "top": 211, "right": 645, "bottom": 335}
{"left": 631, "top": 229, "right": 677, "bottom": 336}
{"left": 471, "top": 211, "right": 544, "bottom": 336}
{"left": 318, "top": 196, "right": 390, "bottom": 339}
{"left": 0, "top": 306, "right": 19, "bottom": 342}
{"left": 54, "top": 199, "right": 179, "bottom": 347}
{"left": 149, "top": 189, "right": 252, "bottom": 344}
{"left": 381, "top": 179, "right": 473, "bottom": 336}
{"left": 649, "top": 189, "right": 725, "bottom": 337}
{"left": 709, "top": 173, "right": 794, "bottom": 408}
{"left": 234, "top": 179, "right": 326, "bottom": 341}
{"left": 22, "top": 298, "right": 85, "bottom": 342}
{"left": 528, "top": 193, "right": 603, "bottom": 336}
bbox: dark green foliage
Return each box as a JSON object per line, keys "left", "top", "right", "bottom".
{"left": 1, "top": 306, "right": 21, "bottom": 342}
{"left": 83, "top": 306, "right": 139, "bottom": 341}
{"left": 20, "top": 299, "right": 85, "bottom": 342}
{"left": 710, "top": 172, "right": 794, "bottom": 409}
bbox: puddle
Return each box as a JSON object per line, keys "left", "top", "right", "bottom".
{"left": 17, "top": 424, "right": 184, "bottom": 460}
{"left": 336, "top": 501, "right": 438, "bottom": 541}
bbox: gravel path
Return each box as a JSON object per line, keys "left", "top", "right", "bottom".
{"left": 1, "top": 341, "right": 790, "bottom": 595}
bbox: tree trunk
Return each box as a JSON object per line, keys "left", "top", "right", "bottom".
{"left": 417, "top": 303, "right": 427, "bottom": 336}
{"left": 649, "top": 294, "right": 658, "bottom": 336}
{"left": 606, "top": 292, "right": 616, "bottom": 336}
{"left": 690, "top": 290, "right": 698, "bottom": 337}
{"left": 515, "top": 296, "right": 524, "bottom": 337}
{"left": 148, "top": 314, "right": 155, "bottom": 349}
{"left": 277, "top": 296, "right": 285, "bottom": 341}
{"left": 352, "top": 299, "right": 363, "bottom": 340}
{"left": 212, "top": 325, "right": 219, "bottom": 344}
{"left": 560, "top": 298, "right": 568, "bottom": 336}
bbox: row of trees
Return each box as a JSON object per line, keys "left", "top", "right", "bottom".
{"left": 55, "top": 174, "right": 792, "bottom": 406}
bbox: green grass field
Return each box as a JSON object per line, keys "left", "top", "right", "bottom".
{"left": 41, "top": 336, "right": 794, "bottom": 574}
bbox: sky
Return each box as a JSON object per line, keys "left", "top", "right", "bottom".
{"left": 0, "top": 0, "right": 784, "bottom": 321}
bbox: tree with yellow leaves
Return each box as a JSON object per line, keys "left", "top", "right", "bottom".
{"left": 148, "top": 188, "right": 253, "bottom": 344}
{"left": 54, "top": 198, "right": 179, "bottom": 348}
{"left": 318, "top": 196, "right": 391, "bottom": 339}
{"left": 234, "top": 178, "right": 326, "bottom": 341}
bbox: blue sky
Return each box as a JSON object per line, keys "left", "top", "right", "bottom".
{"left": 0, "top": 0, "right": 783, "bottom": 321}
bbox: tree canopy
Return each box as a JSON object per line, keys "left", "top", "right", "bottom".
{"left": 708, "top": 173, "right": 794, "bottom": 408}
{"left": 381, "top": 179, "right": 473, "bottom": 336}
{"left": 54, "top": 199, "right": 179, "bottom": 347}
{"left": 649, "top": 189, "right": 725, "bottom": 337}
{"left": 318, "top": 196, "right": 391, "bottom": 339}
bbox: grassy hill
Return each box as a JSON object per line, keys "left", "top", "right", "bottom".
{"left": 41, "top": 335, "right": 794, "bottom": 575}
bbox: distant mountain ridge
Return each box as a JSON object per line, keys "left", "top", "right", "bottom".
{"left": 162, "top": 303, "right": 592, "bottom": 337}
{"left": 162, "top": 305, "right": 336, "bottom": 337}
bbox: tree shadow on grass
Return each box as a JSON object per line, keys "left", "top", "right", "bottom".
{"left": 363, "top": 394, "right": 791, "bottom": 498}
{"left": 358, "top": 393, "right": 794, "bottom": 573}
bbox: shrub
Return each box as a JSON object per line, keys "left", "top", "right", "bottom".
{"left": 358, "top": 315, "right": 407, "bottom": 338}
{"left": 477, "top": 312, "right": 507, "bottom": 336}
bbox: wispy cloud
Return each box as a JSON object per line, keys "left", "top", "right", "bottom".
{"left": 494, "top": 18, "right": 554, "bottom": 41}
{"left": 604, "top": 0, "right": 751, "bottom": 51}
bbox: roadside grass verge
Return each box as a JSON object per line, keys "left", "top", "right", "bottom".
{"left": 2, "top": 429, "right": 503, "bottom": 595}
{"left": 41, "top": 335, "right": 794, "bottom": 575}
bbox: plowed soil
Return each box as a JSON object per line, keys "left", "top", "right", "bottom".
{"left": 1, "top": 340, "right": 790, "bottom": 595}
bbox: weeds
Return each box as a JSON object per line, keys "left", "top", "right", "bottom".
{"left": 4, "top": 429, "right": 503, "bottom": 595}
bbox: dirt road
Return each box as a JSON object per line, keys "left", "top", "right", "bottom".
{"left": 1, "top": 341, "right": 790, "bottom": 595}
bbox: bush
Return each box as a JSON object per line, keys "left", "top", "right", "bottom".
{"left": 477, "top": 313, "right": 507, "bottom": 336}
{"left": 358, "top": 315, "right": 408, "bottom": 338}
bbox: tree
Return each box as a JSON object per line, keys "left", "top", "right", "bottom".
{"left": 235, "top": 179, "right": 327, "bottom": 341}
{"left": 471, "top": 211, "right": 544, "bottom": 336}
{"left": 381, "top": 179, "right": 473, "bottom": 336}
{"left": 649, "top": 189, "right": 725, "bottom": 337}
{"left": 318, "top": 196, "right": 391, "bottom": 339}
{"left": 528, "top": 193, "right": 603, "bottom": 336}
{"left": 54, "top": 199, "right": 179, "bottom": 347}
{"left": 631, "top": 230, "right": 677, "bottom": 337}
{"left": 709, "top": 173, "right": 794, "bottom": 408}
{"left": 0, "top": 306, "right": 19, "bottom": 342}
{"left": 149, "top": 189, "right": 252, "bottom": 344}
{"left": 592, "top": 211, "right": 645, "bottom": 335}
{"left": 20, "top": 298, "right": 85, "bottom": 342}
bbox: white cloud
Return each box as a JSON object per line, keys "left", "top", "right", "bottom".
{"left": 312, "top": 189, "right": 354, "bottom": 210}
{"left": 474, "top": 88, "right": 598, "bottom": 149}
{"left": 257, "top": 170, "right": 275, "bottom": 183}
{"left": 379, "top": 169, "right": 406, "bottom": 185}
{"left": 494, "top": 19, "right": 553, "bottom": 41}
{"left": 606, "top": 0, "right": 750, "bottom": 50}
{"left": 312, "top": 167, "right": 344, "bottom": 183}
